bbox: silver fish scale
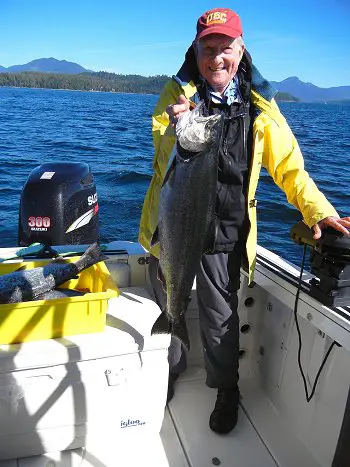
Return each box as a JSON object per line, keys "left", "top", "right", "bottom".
{"left": 0, "top": 262, "right": 78, "bottom": 303}
{"left": 0, "top": 243, "right": 103, "bottom": 304}
{"left": 158, "top": 103, "right": 225, "bottom": 328}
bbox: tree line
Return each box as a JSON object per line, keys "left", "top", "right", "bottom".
{"left": 0, "top": 71, "right": 298, "bottom": 101}
{"left": 0, "top": 71, "right": 170, "bottom": 94}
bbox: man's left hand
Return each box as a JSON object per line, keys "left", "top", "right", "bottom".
{"left": 313, "top": 216, "right": 350, "bottom": 240}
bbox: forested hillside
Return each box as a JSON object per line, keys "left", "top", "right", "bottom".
{"left": 0, "top": 71, "right": 169, "bottom": 94}
{"left": 0, "top": 71, "right": 298, "bottom": 101}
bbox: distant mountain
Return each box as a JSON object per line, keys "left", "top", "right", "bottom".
{"left": 0, "top": 58, "right": 349, "bottom": 101}
{"left": 271, "top": 76, "right": 350, "bottom": 102}
{"left": 0, "top": 58, "right": 89, "bottom": 74}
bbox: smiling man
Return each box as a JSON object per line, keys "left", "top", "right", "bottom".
{"left": 139, "top": 7, "right": 350, "bottom": 435}
{"left": 195, "top": 36, "right": 244, "bottom": 95}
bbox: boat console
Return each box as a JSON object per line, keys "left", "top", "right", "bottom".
{"left": 291, "top": 221, "right": 350, "bottom": 307}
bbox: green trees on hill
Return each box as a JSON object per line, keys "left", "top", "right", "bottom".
{"left": 275, "top": 92, "right": 299, "bottom": 102}
{"left": 0, "top": 71, "right": 170, "bottom": 94}
{"left": 0, "top": 71, "right": 298, "bottom": 101}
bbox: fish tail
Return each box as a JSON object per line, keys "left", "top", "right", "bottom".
{"left": 151, "top": 310, "right": 172, "bottom": 335}
{"left": 75, "top": 243, "right": 107, "bottom": 272}
{"left": 172, "top": 314, "right": 190, "bottom": 351}
{"left": 151, "top": 312, "right": 190, "bottom": 351}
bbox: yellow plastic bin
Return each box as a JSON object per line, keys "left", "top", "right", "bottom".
{"left": 0, "top": 258, "right": 119, "bottom": 345}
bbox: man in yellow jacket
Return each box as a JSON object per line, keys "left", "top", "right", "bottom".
{"left": 139, "top": 7, "right": 350, "bottom": 434}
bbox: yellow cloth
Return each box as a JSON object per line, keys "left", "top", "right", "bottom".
{"left": 138, "top": 80, "right": 338, "bottom": 282}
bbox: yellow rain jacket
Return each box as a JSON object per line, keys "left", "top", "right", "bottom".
{"left": 138, "top": 59, "right": 337, "bottom": 282}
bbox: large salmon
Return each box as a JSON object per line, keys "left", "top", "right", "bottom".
{"left": 0, "top": 243, "right": 105, "bottom": 304}
{"left": 151, "top": 102, "right": 224, "bottom": 349}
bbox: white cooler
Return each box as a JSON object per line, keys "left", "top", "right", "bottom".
{"left": 0, "top": 287, "right": 170, "bottom": 460}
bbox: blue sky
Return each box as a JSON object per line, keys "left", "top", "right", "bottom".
{"left": 1, "top": 0, "right": 349, "bottom": 87}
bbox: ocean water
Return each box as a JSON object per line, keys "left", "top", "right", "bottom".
{"left": 0, "top": 87, "right": 349, "bottom": 267}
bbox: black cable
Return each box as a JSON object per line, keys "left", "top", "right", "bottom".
{"left": 294, "top": 244, "right": 338, "bottom": 403}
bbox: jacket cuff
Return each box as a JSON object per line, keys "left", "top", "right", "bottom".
{"left": 304, "top": 207, "right": 339, "bottom": 228}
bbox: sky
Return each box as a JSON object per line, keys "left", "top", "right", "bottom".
{"left": 1, "top": 0, "right": 349, "bottom": 88}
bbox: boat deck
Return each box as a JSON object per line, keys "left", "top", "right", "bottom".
{"left": 0, "top": 243, "right": 348, "bottom": 466}
{"left": 162, "top": 366, "right": 277, "bottom": 467}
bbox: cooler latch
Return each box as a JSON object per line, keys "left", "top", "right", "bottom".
{"left": 104, "top": 368, "right": 126, "bottom": 386}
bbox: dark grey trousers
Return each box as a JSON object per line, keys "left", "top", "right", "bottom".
{"left": 149, "top": 242, "right": 242, "bottom": 389}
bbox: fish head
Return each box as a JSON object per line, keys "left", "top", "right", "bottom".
{"left": 176, "top": 101, "right": 223, "bottom": 153}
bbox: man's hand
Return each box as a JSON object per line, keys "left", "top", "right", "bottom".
{"left": 312, "top": 216, "right": 350, "bottom": 240}
{"left": 166, "top": 95, "right": 190, "bottom": 127}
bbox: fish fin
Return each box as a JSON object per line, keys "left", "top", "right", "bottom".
{"left": 91, "top": 242, "right": 107, "bottom": 260}
{"left": 150, "top": 226, "right": 159, "bottom": 247}
{"left": 76, "top": 243, "right": 107, "bottom": 272}
{"left": 157, "top": 264, "right": 167, "bottom": 292}
{"left": 151, "top": 312, "right": 190, "bottom": 351}
{"left": 151, "top": 310, "right": 172, "bottom": 335}
{"left": 84, "top": 242, "right": 107, "bottom": 261}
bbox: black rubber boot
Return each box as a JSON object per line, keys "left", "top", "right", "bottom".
{"left": 166, "top": 373, "right": 179, "bottom": 404}
{"left": 209, "top": 388, "right": 239, "bottom": 434}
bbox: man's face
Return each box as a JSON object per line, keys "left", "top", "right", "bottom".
{"left": 195, "top": 34, "right": 244, "bottom": 93}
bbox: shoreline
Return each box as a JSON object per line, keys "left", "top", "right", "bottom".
{"left": 1, "top": 86, "right": 349, "bottom": 104}
{"left": 0, "top": 85, "right": 158, "bottom": 96}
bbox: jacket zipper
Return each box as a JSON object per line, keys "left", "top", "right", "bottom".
{"left": 242, "top": 102, "right": 250, "bottom": 162}
{"left": 218, "top": 121, "right": 231, "bottom": 219}
{"left": 242, "top": 114, "right": 246, "bottom": 161}
{"left": 214, "top": 107, "right": 248, "bottom": 246}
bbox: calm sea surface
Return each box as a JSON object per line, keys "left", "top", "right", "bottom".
{"left": 0, "top": 87, "right": 349, "bottom": 267}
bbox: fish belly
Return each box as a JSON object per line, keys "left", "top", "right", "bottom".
{"left": 159, "top": 150, "right": 218, "bottom": 323}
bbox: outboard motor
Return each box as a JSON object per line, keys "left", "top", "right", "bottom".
{"left": 18, "top": 162, "right": 99, "bottom": 247}
{"left": 291, "top": 221, "right": 350, "bottom": 307}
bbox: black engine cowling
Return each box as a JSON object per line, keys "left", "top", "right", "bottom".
{"left": 18, "top": 162, "right": 100, "bottom": 246}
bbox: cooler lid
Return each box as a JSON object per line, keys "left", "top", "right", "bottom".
{"left": 0, "top": 287, "right": 170, "bottom": 373}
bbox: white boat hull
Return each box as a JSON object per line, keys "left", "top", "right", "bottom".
{"left": 0, "top": 241, "right": 349, "bottom": 467}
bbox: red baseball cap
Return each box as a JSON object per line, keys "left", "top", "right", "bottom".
{"left": 195, "top": 8, "right": 242, "bottom": 41}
